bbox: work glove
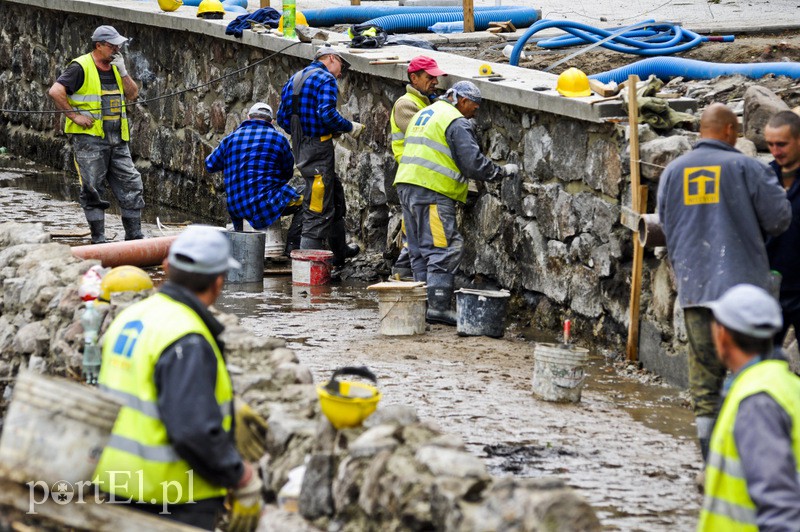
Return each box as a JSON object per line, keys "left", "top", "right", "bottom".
{"left": 110, "top": 53, "right": 128, "bottom": 77}
{"left": 234, "top": 398, "right": 268, "bottom": 462}
{"left": 229, "top": 463, "right": 264, "bottom": 532}
{"left": 502, "top": 163, "right": 519, "bottom": 177}
{"left": 350, "top": 121, "right": 365, "bottom": 139}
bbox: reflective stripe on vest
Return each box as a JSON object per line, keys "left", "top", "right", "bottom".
{"left": 698, "top": 360, "right": 800, "bottom": 531}
{"left": 390, "top": 90, "right": 428, "bottom": 163}
{"left": 94, "top": 293, "right": 233, "bottom": 503}
{"left": 65, "top": 53, "right": 129, "bottom": 140}
{"left": 393, "top": 100, "right": 467, "bottom": 203}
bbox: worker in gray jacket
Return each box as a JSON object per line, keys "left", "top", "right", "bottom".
{"left": 656, "top": 103, "right": 791, "bottom": 466}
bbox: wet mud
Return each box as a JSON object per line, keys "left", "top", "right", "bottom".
{"left": 0, "top": 161, "right": 702, "bottom": 531}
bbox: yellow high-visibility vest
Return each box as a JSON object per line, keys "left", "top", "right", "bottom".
{"left": 393, "top": 100, "right": 467, "bottom": 203}
{"left": 389, "top": 89, "right": 428, "bottom": 163}
{"left": 94, "top": 293, "right": 233, "bottom": 503}
{"left": 698, "top": 360, "right": 800, "bottom": 531}
{"left": 64, "top": 53, "right": 129, "bottom": 141}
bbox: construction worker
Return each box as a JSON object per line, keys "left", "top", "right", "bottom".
{"left": 394, "top": 81, "right": 518, "bottom": 325}
{"left": 765, "top": 110, "right": 800, "bottom": 351}
{"left": 48, "top": 25, "right": 145, "bottom": 244}
{"left": 656, "top": 103, "right": 791, "bottom": 465}
{"left": 698, "top": 284, "right": 800, "bottom": 530}
{"left": 206, "top": 102, "right": 303, "bottom": 255}
{"left": 276, "top": 45, "right": 363, "bottom": 267}
{"left": 94, "top": 226, "right": 263, "bottom": 531}
{"left": 389, "top": 56, "right": 446, "bottom": 279}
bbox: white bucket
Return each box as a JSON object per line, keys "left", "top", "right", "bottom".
{"left": 368, "top": 281, "right": 427, "bottom": 336}
{"left": 0, "top": 371, "right": 122, "bottom": 485}
{"left": 262, "top": 224, "right": 284, "bottom": 258}
{"left": 531, "top": 343, "right": 590, "bottom": 403}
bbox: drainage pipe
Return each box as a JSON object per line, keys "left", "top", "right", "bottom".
{"left": 367, "top": 7, "right": 539, "bottom": 34}
{"left": 638, "top": 214, "right": 666, "bottom": 248}
{"left": 72, "top": 236, "right": 178, "bottom": 268}
{"left": 303, "top": 5, "right": 534, "bottom": 27}
{"left": 590, "top": 56, "right": 800, "bottom": 84}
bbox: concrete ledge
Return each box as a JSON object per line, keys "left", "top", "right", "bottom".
{"left": 2, "top": 0, "right": 669, "bottom": 123}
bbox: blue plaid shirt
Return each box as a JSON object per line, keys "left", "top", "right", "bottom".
{"left": 205, "top": 119, "right": 299, "bottom": 229}
{"left": 277, "top": 62, "right": 353, "bottom": 138}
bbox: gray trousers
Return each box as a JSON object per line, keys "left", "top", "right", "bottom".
{"left": 294, "top": 134, "right": 345, "bottom": 241}
{"left": 397, "top": 183, "right": 463, "bottom": 279}
{"left": 72, "top": 133, "right": 144, "bottom": 222}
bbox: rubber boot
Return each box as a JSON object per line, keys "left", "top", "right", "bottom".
{"left": 285, "top": 214, "right": 303, "bottom": 257}
{"left": 426, "top": 272, "right": 457, "bottom": 326}
{"left": 300, "top": 236, "right": 325, "bottom": 250}
{"left": 329, "top": 219, "right": 360, "bottom": 267}
{"left": 696, "top": 416, "right": 715, "bottom": 463}
{"left": 122, "top": 217, "right": 144, "bottom": 241}
{"left": 88, "top": 220, "right": 106, "bottom": 244}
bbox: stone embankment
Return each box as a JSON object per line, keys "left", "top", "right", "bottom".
{"left": 0, "top": 222, "right": 600, "bottom": 531}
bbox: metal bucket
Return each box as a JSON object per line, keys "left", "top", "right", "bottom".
{"left": 291, "top": 250, "right": 334, "bottom": 286}
{"left": 455, "top": 289, "right": 510, "bottom": 338}
{"left": 226, "top": 231, "right": 266, "bottom": 284}
{"left": 369, "top": 282, "right": 427, "bottom": 336}
{"left": 262, "top": 224, "right": 285, "bottom": 258}
{"left": 531, "top": 343, "right": 590, "bottom": 403}
{"left": 0, "top": 371, "right": 122, "bottom": 485}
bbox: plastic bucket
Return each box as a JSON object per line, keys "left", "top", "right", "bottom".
{"left": 531, "top": 343, "right": 590, "bottom": 403}
{"left": 226, "top": 231, "right": 266, "bottom": 284}
{"left": 291, "top": 250, "right": 334, "bottom": 286}
{"left": 262, "top": 224, "right": 285, "bottom": 258}
{"left": 455, "top": 289, "right": 510, "bottom": 338}
{"left": 0, "top": 371, "right": 122, "bottom": 485}
{"left": 368, "top": 282, "right": 427, "bottom": 336}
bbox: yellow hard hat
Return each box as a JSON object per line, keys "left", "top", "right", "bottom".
{"left": 99, "top": 266, "right": 154, "bottom": 302}
{"left": 316, "top": 367, "right": 381, "bottom": 430}
{"left": 197, "top": 0, "right": 225, "bottom": 18}
{"left": 556, "top": 67, "right": 592, "bottom": 98}
{"left": 158, "top": 0, "right": 183, "bottom": 12}
{"left": 278, "top": 11, "right": 308, "bottom": 33}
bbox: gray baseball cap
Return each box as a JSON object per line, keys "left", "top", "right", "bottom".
{"left": 91, "top": 25, "right": 128, "bottom": 45}
{"left": 707, "top": 284, "right": 782, "bottom": 339}
{"left": 168, "top": 225, "right": 241, "bottom": 275}
{"left": 314, "top": 45, "right": 350, "bottom": 68}
{"left": 248, "top": 102, "right": 273, "bottom": 120}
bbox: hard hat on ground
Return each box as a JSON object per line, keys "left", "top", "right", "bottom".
{"left": 556, "top": 67, "right": 592, "bottom": 98}
{"left": 158, "top": 0, "right": 183, "bottom": 12}
{"left": 317, "top": 366, "right": 381, "bottom": 429}
{"left": 99, "top": 265, "right": 154, "bottom": 302}
{"left": 197, "top": 0, "right": 225, "bottom": 19}
{"left": 278, "top": 11, "right": 307, "bottom": 33}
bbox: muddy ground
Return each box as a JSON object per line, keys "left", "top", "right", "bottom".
{"left": 0, "top": 161, "right": 700, "bottom": 530}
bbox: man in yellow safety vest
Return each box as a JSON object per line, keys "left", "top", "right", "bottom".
{"left": 698, "top": 283, "right": 800, "bottom": 531}
{"left": 48, "top": 25, "right": 145, "bottom": 244}
{"left": 95, "top": 226, "right": 263, "bottom": 531}
{"left": 394, "top": 81, "right": 518, "bottom": 325}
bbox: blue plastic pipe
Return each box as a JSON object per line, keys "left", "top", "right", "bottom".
{"left": 509, "top": 20, "right": 734, "bottom": 66}
{"left": 304, "top": 5, "right": 535, "bottom": 27}
{"left": 590, "top": 56, "right": 800, "bottom": 84}
{"left": 366, "top": 7, "right": 539, "bottom": 34}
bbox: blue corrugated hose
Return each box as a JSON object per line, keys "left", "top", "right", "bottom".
{"left": 591, "top": 56, "right": 800, "bottom": 84}
{"left": 304, "top": 5, "right": 537, "bottom": 27}
{"left": 367, "top": 7, "right": 539, "bottom": 34}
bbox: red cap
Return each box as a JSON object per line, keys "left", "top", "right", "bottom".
{"left": 407, "top": 56, "right": 447, "bottom": 77}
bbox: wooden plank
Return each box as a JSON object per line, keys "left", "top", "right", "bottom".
{"left": 627, "top": 75, "right": 642, "bottom": 211}
{"left": 463, "top": 0, "right": 474, "bottom": 33}
{"left": 626, "top": 74, "right": 645, "bottom": 363}
{"left": 259, "top": 0, "right": 269, "bottom": 6}
{"left": 619, "top": 205, "right": 641, "bottom": 232}
{"left": 588, "top": 79, "right": 619, "bottom": 97}
{"left": 369, "top": 59, "right": 410, "bottom": 65}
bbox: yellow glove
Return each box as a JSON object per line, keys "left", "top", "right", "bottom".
{"left": 234, "top": 398, "right": 268, "bottom": 462}
{"left": 229, "top": 463, "right": 264, "bottom": 532}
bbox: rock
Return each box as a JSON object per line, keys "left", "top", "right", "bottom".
{"left": 650, "top": 261, "right": 676, "bottom": 323}
{"left": 299, "top": 453, "right": 335, "bottom": 519}
{"left": 735, "top": 137, "right": 757, "bottom": 157}
{"left": 349, "top": 425, "right": 400, "bottom": 457}
{"left": 744, "top": 86, "right": 790, "bottom": 150}
{"left": 415, "top": 446, "right": 488, "bottom": 479}
{"left": 12, "top": 321, "right": 49, "bottom": 355}
{"left": 585, "top": 134, "right": 622, "bottom": 196}
{"left": 357, "top": 450, "right": 392, "bottom": 516}
{"left": 363, "top": 404, "right": 419, "bottom": 428}
{"left": 639, "top": 136, "right": 692, "bottom": 181}
{"left": 256, "top": 506, "right": 323, "bottom": 531}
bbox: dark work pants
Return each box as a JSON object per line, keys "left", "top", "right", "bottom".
{"left": 295, "top": 136, "right": 345, "bottom": 241}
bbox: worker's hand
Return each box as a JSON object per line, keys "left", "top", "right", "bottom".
{"left": 71, "top": 114, "right": 94, "bottom": 129}
{"left": 110, "top": 53, "right": 129, "bottom": 77}
{"left": 229, "top": 462, "right": 264, "bottom": 532}
{"left": 234, "top": 398, "right": 268, "bottom": 462}
{"left": 350, "top": 121, "right": 365, "bottom": 139}
{"left": 502, "top": 163, "right": 519, "bottom": 177}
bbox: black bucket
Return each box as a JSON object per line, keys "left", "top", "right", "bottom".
{"left": 455, "top": 289, "right": 510, "bottom": 338}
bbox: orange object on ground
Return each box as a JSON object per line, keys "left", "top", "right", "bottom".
{"left": 72, "top": 236, "right": 178, "bottom": 268}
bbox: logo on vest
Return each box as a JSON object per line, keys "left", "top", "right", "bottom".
{"left": 414, "top": 108, "right": 434, "bottom": 127}
{"left": 683, "top": 166, "right": 721, "bottom": 205}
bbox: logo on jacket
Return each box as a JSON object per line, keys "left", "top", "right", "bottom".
{"left": 414, "top": 108, "right": 434, "bottom": 127}
{"left": 683, "top": 166, "right": 720, "bottom": 205}
{"left": 112, "top": 320, "right": 144, "bottom": 358}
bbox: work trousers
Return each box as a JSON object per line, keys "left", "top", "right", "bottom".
{"left": 72, "top": 133, "right": 144, "bottom": 222}
{"left": 684, "top": 307, "right": 726, "bottom": 418}
{"left": 295, "top": 136, "right": 345, "bottom": 241}
{"left": 397, "top": 183, "right": 463, "bottom": 279}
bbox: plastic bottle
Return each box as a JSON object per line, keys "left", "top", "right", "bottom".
{"left": 428, "top": 21, "right": 464, "bottom": 34}
{"left": 502, "top": 44, "right": 530, "bottom": 60}
{"left": 81, "top": 300, "right": 103, "bottom": 385}
{"left": 282, "top": 0, "right": 297, "bottom": 39}
{"left": 78, "top": 265, "right": 105, "bottom": 301}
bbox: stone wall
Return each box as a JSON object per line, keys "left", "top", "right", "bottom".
{"left": 0, "top": 1, "right": 688, "bottom": 382}
{"left": 0, "top": 221, "right": 600, "bottom": 531}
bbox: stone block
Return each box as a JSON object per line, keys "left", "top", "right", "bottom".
{"left": 415, "top": 446, "right": 488, "bottom": 479}
{"left": 744, "top": 85, "right": 790, "bottom": 150}
{"left": 299, "top": 453, "right": 335, "bottom": 519}
{"left": 550, "top": 120, "right": 587, "bottom": 183}
{"left": 639, "top": 136, "right": 692, "bottom": 181}
{"left": 649, "top": 260, "right": 676, "bottom": 323}
{"left": 735, "top": 137, "right": 758, "bottom": 157}
{"left": 522, "top": 125, "right": 552, "bottom": 180}
{"left": 639, "top": 319, "right": 688, "bottom": 388}
{"left": 12, "top": 321, "right": 49, "bottom": 356}
{"left": 585, "top": 134, "right": 622, "bottom": 196}
{"left": 210, "top": 100, "right": 227, "bottom": 133}
{"left": 363, "top": 404, "right": 419, "bottom": 428}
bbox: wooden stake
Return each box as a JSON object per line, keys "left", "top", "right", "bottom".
{"left": 625, "top": 74, "right": 646, "bottom": 363}
{"left": 260, "top": 0, "right": 270, "bottom": 7}
{"left": 463, "top": 0, "right": 474, "bottom": 33}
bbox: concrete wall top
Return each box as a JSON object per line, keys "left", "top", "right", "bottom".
{"left": 3, "top": 0, "right": 671, "bottom": 123}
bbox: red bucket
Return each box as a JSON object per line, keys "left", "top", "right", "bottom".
{"left": 290, "top": 250, "right": 334, "bottom": 286}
